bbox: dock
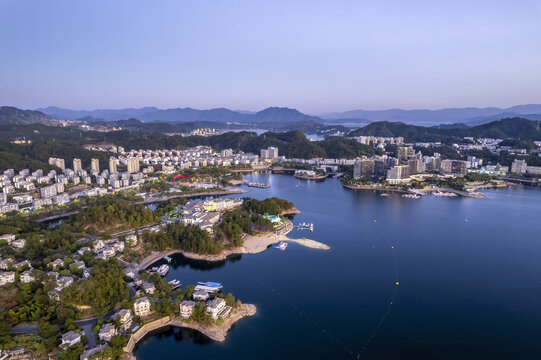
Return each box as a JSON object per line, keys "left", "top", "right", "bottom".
{"left": 247, "top": 183, "right": 270, "bottom": 189}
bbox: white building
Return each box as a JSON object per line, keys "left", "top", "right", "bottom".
{"left": 134, "top": 297, "right": 151, "bottom": 317}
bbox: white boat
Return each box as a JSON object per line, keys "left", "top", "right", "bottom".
{"left": 275, "top": 241, "right": 288, "bottom": 250}
{"left": 157, "top": 264, "right": 169, "bottom": 276}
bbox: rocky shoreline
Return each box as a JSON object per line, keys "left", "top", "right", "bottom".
{"left": 124, "top": 304, "right": 257, "bottom": 359}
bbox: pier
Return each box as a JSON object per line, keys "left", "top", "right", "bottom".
{"left": 247, "top": 182, "right": 270, "bottom": 189}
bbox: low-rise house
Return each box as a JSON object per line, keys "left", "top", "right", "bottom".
{"left": 48, "top": 289, "right": 60, "bottom": 301}
{"left": 72, "top": 260, "right": 85, "bottom": 270}
{"left": 61, "top": 331, "right": 81, "bottom": 348}
{"left": 102, "top": 246, "right": 116, "bottom": 258}
{"left": 77, "top": 246, "right": 91, "bottom": 256}
{"left": 55, "top": 276, "right": 73, "bottom": 291}
{"left": 46, "top": 271, "right": 59, "bottom": 280}
{"left": 125, "top": 234, "right": 138, "bottom": 246}
{"left": 20, "top": 270, "right": 34, "bottom": 283}
{"left": 49, "top": 258, "right": 64, "bottom": 270}
{"left": 111, "top": 241, "right": 125, "bottom": 252}
{"left": 13, "top": 260, "right": 32, "bottom": 270}
{"left": 141, "top": 281, "right": 155, "bottom": 295}
{"left": 193, "top": 289, "right": 210, "bottom": 301}
{"left": 0, "top": 258, "right": 14, "bottom": 270}
{"left": 10, "top": 238, "right": 26, "bottom": 249}
{"left": 124, "top": 267, "right": 137, "bottom": 279}
{"left": 0, "top": 234, "right": 15, "bottom": 244}
{"left": 82, "top": 267, "right": 91, "bottom": 279}
{"left": 0, "top": 271, "right": 15, "bottom": 286}
{"left": 206, "top": 298, "right": 226, "bottom": 319}
{"left": 98, "top": 323, "right": 117, "bottom": 342}
{"left": 93, "top": 239, "right": 105, "bottom": 252}
{"left": 115, "top": 309, "right": 133, "bottom": 331}
{"left": 180, "top": 300, "right": 196, "bottom": 318}
{"left": 134, "top": 297, "right": 151, "bottom": 317}
{"left": 80, "top": 345, "right": 108, "bottom": 360}
{"left": 94, "top": 253, "right": 108, "bottom": 261}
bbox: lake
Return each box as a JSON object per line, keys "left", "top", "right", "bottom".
{"left": 135, "top": 173, "right": 541, "bottom": 359}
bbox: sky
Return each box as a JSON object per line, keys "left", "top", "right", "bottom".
{"left": 1, "top": 0, "right": 540, "bottom": 114}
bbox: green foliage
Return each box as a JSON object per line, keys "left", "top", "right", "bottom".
{"left": 59, "top": 342, "right": 84, "bottom": 360}
{"left": 190, "top": 302, "right": 212, "bottom": 324}
{"left": 71, "top": 196, "right": 158, "bottom": 234}
{"left": 243, "top": 197, "right": 293, "bottom": 215}
{"left": 142, "top": 222, "right": 221, "bottom": 254}
{"left": 62, "top": 260, "right": 129, "bottom": 315}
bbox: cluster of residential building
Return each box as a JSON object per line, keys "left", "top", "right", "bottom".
{"left": 166, "top": 198, "right": 244, "bottom": 233}
{"left": 510, "top": 159, "right": 541, "bottom": 175}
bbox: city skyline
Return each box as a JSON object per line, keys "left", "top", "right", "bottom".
{"left": 1, "top": 0, "right": 540, "bottom": 113}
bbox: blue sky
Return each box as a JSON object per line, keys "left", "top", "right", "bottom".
{"left": 1, "top": 0, "right": 540, "bottom": 113}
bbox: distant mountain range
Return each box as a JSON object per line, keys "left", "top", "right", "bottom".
{"left": 35, "top": 106, "right": 322, "bottom": 124}
{"left": 1, "top": 104, "right": 540, "bottom": 129}
{"left": 349, "top": 117, "right": 541, "bottom": 141}
{"left": 321, "top": 104, "right": 541, "bottom": 125}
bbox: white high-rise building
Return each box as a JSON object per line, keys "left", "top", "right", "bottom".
{"left": 126, "top": 158, "right": 140, "bottom": 173}
{"left": 73, "top": 158, "right": 82, "bottom": 172}
{"left": 91, "top": 158, "right": 100, "bottom": 173}
{"left": 109, "top": 157, "right": 118, "bottom": 173}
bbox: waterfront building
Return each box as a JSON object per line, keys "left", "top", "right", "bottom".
{"left": 206, "top": 297, "right": 227, "bottom": 320}
{"left": 511, "top": 159, "right": 527, "bottom": 174}
{"left": 261, "top": 146, "right": 279, "bottom": 160}
{"left": 386, "top": 165, "right": 410, "bottom": 183}
{"left": 353, "top": 159, "right": 375, "bottom": 179}
{"left": 193, "top": 289, "right": 210, "bottom": 301}
{"left": 441, "top": 160, "right": 467, "bottom": 175}
{"left": 180, "top": 300, "right": 196, "bottom": 318}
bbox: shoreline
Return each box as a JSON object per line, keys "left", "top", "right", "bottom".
{"left": 124, "top": 304, "right": 257, "bottom": 359}
{"left": 342, "top": 183, "right": 488, "bottom": 199}
{"left": 133, "top": 219, "right": 329, "bottom": 270}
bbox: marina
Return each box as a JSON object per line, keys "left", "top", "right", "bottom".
{"left": 294, "top": 222, "right": 314, "bottom": 231}
{"left": 167, "top": 279, "right": 181, "bottom": 289}
{"left": 135, "top": 175, "right": 541, "bottom": 360}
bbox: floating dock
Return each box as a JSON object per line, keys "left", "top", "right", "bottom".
{"left": 247, "top": 183, "right": 270, "bottom": 189}
{"left": 295, "top": 222, "right": 314, "bottom": 232}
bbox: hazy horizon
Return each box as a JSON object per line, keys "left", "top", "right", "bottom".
{"left": 1, "top": 0, "right": 540, "bottom": 112}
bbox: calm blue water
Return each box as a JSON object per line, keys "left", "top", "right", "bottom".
{"left": 135, "top": 174, "right": 541, "bottom": 359}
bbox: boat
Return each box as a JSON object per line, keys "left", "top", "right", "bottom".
{"left": 380, "top": 193, "right": 389, "bottom": 197}
{"left": 156, "top": 264, "right": 169, "bottom": 276}
{"left": 274, "top": 241, "right": 288, "bottom": 250}
{"left": 168, "top": 279, "right": 181, "bottom": 289}
{"left": 163, "top": 256, "right": 172, "bottom": 263}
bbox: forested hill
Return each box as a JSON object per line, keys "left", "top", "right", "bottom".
{"left": 349, "top": 118, "right": 541, "bottom": 141}
{"left": 0, "top": 125, "right": 378, "bottom": 165}
{"left": 0, "top": 106, "right": 56, "bottom": 125}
